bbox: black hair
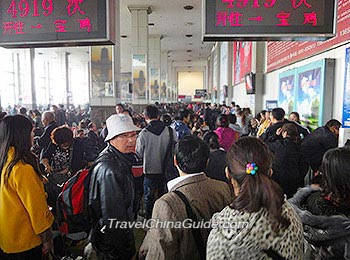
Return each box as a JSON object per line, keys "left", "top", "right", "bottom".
{"left": 281, "top": 123, "right": 300, "bottom": 142}
{"left": 271, "top": 108, "right": 285, "bottom": 121}
{"left": 0, "top": 115, "right": 43, "bottom": 182}
{"left": 144, "top": 105, "right": 159, "bottom": 120}
{"left": 228, "top": 113, "right": 237, "bottom": 124}
{"left": 325, "top": 119, "right": 342, "bottom": 129}
{"left": 179, "top": 109, "right": 190, "bottom": 121}
{"left": 321, "top": 147, "right": 350, "bottom": 206}
{"left": 19, "top": 107, "right": 27, "bottom": 115}
{"left": 202, "top": 131, "right": 220, "bottom": 150}
{"left": 216, "top": 114, "right": 229, "bottom": 128}
{"left": 160, "top": 114, "right": 172, "bottom": 126}
{"left": 227, "top": 137, "right": 289, "bottom": 231}
{"left": 175, "top": 135, "right": 210, "bottom": 174}
{"left": 289, "top": 112, "right": 300, "bottom": 123}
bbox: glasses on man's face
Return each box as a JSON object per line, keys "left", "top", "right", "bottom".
{"left": 117, "top": 133, "right": 138, "bottom": 140}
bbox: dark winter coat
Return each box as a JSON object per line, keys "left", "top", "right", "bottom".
{"left": 268, "top": 138, "right": 308, "bottom": 198}
{"left": 289, "top": 187, "right": 350, "bottom": 260}
{"left": 204, "top": 148, "right": 228, "bottom": 183}
{"left": 300, "top": 126, "right": 338, "bottom": 171}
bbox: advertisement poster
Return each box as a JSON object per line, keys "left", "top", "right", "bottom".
{"left": 150, "top": 68, "right": 160, "bottom": 100}
{"left": 120, "top": 72, "right": 132, "bottom": 101}
{"left": 266, "top": 100, "right": 278, "bottom": 111}
{"left": 296, "top": 61, "right": 324, "bottom": 129}
{"left": 220, "top": 42, "right": 228, "bottom": 101}
{"left": 132, "top": 54, "right": 147, "bottom": 99}
{"left": 278, "top": 71, "right": 295, "bottom": 115}
{"left": 160, "top": 73, "right": 167, "bottom": 99}
{"left": 343, "top": 48, "right": 350, "bottom": 128}
{"left": 91, "top": 46, "right": 113, "bottom": 97}
{"left": 233, "top": 41, "right": 252, "bottom": 85}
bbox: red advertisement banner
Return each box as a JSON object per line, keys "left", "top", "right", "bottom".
{"left": 233, "top": 41, "right": 252, "bottom": 85}
{"left": 267, "top": 0, "right": 350, "bottom": 72}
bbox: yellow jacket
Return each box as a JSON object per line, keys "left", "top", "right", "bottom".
{"left": 0, "top": 147, "right": 54, "bottom": 253}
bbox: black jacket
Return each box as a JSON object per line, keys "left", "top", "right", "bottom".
{"left": 37, "top": 121, "right": 58, "bottom": 153}
{"left": 267, "top": 138, "right": 308, "bottom": 198}
{"left": 204, "top": 148, "right": 228, "bottom": 183}
{"left": 301, "top": 126, "right": 338, "bottom": 171}
{"left": 260, "top": 119, "right": 309, "bottom": 143}
{"left": 289, "top": 187, "right": 350, "bottom": 259}
{"left": 88, "top": 144, "right": 135, "bottom": 260}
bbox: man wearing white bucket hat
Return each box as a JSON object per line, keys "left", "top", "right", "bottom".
{"left": 88, "top": 114, "right": 140, "bottom": 260}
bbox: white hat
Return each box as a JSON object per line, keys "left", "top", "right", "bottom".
{"left": 105, "top": 114, "right": 141, "bottom": 142}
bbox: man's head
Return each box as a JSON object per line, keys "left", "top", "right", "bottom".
{"left": 325, "top": 119, "right": 342, "bottom": 137}
{"left": 105, "top": 114, "right": 140, "bottom": 153}
{"left": 270, "top": 108, "right": 285, "bottom": 124}
{"left": 179, "top": 109, "right": 190, "bottom": 124}
{"left": 115, "top": 103, "right": 125, "bottom": 114}
{"left": 144, "top": 105, "right": 159, "bottom": 122}
{"left": 174, "top": 135, "right": 210, "bottom": 175}
{"left": 42, "top": 111, "right": 55, "bottom": 126}
{"left": 19, "top": 107, "right": 27, "bottom": 115}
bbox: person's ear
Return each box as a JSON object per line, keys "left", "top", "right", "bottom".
{"left": 173, "top": 156, "right": 178, "bottom": 166}
{"left": 268, "top": 168, "right": 273, "bottom": 177}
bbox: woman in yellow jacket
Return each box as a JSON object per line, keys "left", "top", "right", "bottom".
{"left": 0, "top": 115, "right": 54, "bottom": 259}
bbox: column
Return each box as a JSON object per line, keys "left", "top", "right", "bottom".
{"left": 148, "top": 35, "right": 161, "bottom": 102}
{"left": 128, "top": 6, "right": 151, "bottom": 105}
{"left": 253, "top": 42, "right": 266, "bottom": 115}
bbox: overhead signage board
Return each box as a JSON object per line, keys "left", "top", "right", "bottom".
{"left": 203, "top": 0, "right": 337, "bottom": 41}
{"left": 0, "top": 0, "right": 115, "bottom": 47}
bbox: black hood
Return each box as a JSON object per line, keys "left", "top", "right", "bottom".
{"left": 146, "top": 120, "right": 166, "bottom": 135}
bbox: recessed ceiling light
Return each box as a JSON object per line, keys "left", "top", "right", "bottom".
{"left": 187, "top": 60, "right": 192, "bottom": 62}
{"left": 185, "top": 22, "right": 193, "bottom": 26}
{"left": 184, "top": 5, "right": 194, "bottom": 10}
{"left": 189, "top": 42, "right": 193, "bottom": 45}
{"left": 121, "top": 35, "right": 127, "bottom": 38}
{"left": 186, "top": 50, "right": 192, "bottom": 52}
{"left": 185, "top": 34, "right": 193, "bottom": 38}
{"left": 148, "top": 23, "right": 155, "bottom": 26}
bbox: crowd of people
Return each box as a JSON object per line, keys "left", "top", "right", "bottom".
{"left": 0, "top": 101, "right": 349, "bottom": 260}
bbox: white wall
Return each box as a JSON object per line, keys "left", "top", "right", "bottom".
{"left": 178, "top": 72, "right": 204, "bottom": 97}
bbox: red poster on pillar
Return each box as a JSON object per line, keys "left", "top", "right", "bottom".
{"left": 233, "top": 41, "right": 252, "bottom": 85}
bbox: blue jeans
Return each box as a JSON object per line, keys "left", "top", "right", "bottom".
{"left": 144, "top": 175, "right": 167, "bottom": 219}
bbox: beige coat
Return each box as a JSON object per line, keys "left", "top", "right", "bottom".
{"left": 139, "top": 174, "right": 233, "bottom": 260}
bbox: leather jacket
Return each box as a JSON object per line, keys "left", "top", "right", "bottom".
{"left": 89, "top": 144, "right": 135, "bottom": 259}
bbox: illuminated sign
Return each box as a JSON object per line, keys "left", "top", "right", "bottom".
{"left": 0, "top": 0, "right": 115, "bottom": 47}
{"left": 202, "top": 0, "right": 337, "bottom": 41}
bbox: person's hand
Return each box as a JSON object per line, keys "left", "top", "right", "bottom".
{"left": 276, "top": 127, "right": 282, "bottom": 136}
{"left": 44, "top": 165, "right": 52, "bottom": 173}
{"left": 42, "top": 239, "right": 53, "bottom": 255}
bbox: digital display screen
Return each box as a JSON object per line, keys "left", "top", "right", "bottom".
{"left": 203, "top": 0, "right": 337, "bottom": 41}
{"left": 0, "top": 0, "right": 115, "bottom": 47}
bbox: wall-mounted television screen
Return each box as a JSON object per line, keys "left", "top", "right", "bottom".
{"left": 245, "top": 72, "right": 256, "bottom": 95}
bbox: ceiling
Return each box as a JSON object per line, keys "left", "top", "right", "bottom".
{"left": 119, "top": 0, "right": 214, "bottom": 71}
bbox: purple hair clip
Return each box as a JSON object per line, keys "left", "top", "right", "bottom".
{"left": 246, "top": 163, "right": 258, "bottom": 175}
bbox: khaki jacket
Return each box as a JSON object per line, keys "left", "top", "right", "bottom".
{"left": 140, "top": 174, "right": 233, "bottom": 260}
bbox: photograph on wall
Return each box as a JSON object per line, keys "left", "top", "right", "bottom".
{"left": 160, "top": 73, "right": 167, "bottom": 99}
{"left": 343, "top": 47, "right": 350, "bottom": 128}
{"left": 233, "top": 41, "right": 252, "bottom": 85}
{"left": 91, "top": 46, "right": 113, "bottom": 97}
{"left": 278, "top": 71, "right": 295, "bottom": 115}
{"left": 120, "top": 72, "right": 132, "bottom": 101}
{"left": 296, "top": 62, "right": 323, "bottom": 130}
{"left": 150, "top": 68, "right": 160, "bottom": 100}
{"left": 132, "top": 54, "right": 147, "bottom": 99}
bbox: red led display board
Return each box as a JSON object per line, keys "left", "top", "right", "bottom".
{"left": 202, "top": 0, "right": 337, "bottom": 41}
{"left": 0, "top": 0, "right": 115, "bottom": 47}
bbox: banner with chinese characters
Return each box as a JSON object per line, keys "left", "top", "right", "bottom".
{"left": 132, "top": 54, "right": 147, "bottom": 99}
{"left": 278, "top": 70, "right": 295, "bottom": 115}
{"left": 233, "top": 41, "right": 252, "bottom": 85}
{"left": 343, "top": 48, "right": 350, "bottom": 128}
{"left": 0, "top": 0, "right": 115, "bottom": 47}
{"left": 150, "top": 68, "right": 160, "bottom": 100}
{"left": 203, "top": 0, "right": 336, "bottom": 41}
{"left": 91, "top": 46, "right": 113, "bottom": 98}
{"left": 267, "top": 0, "right": 350, "bottom": 72}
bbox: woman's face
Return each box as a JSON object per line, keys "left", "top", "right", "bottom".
{"left": 60, "top": 142, "right": 70, "bottom": 150}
